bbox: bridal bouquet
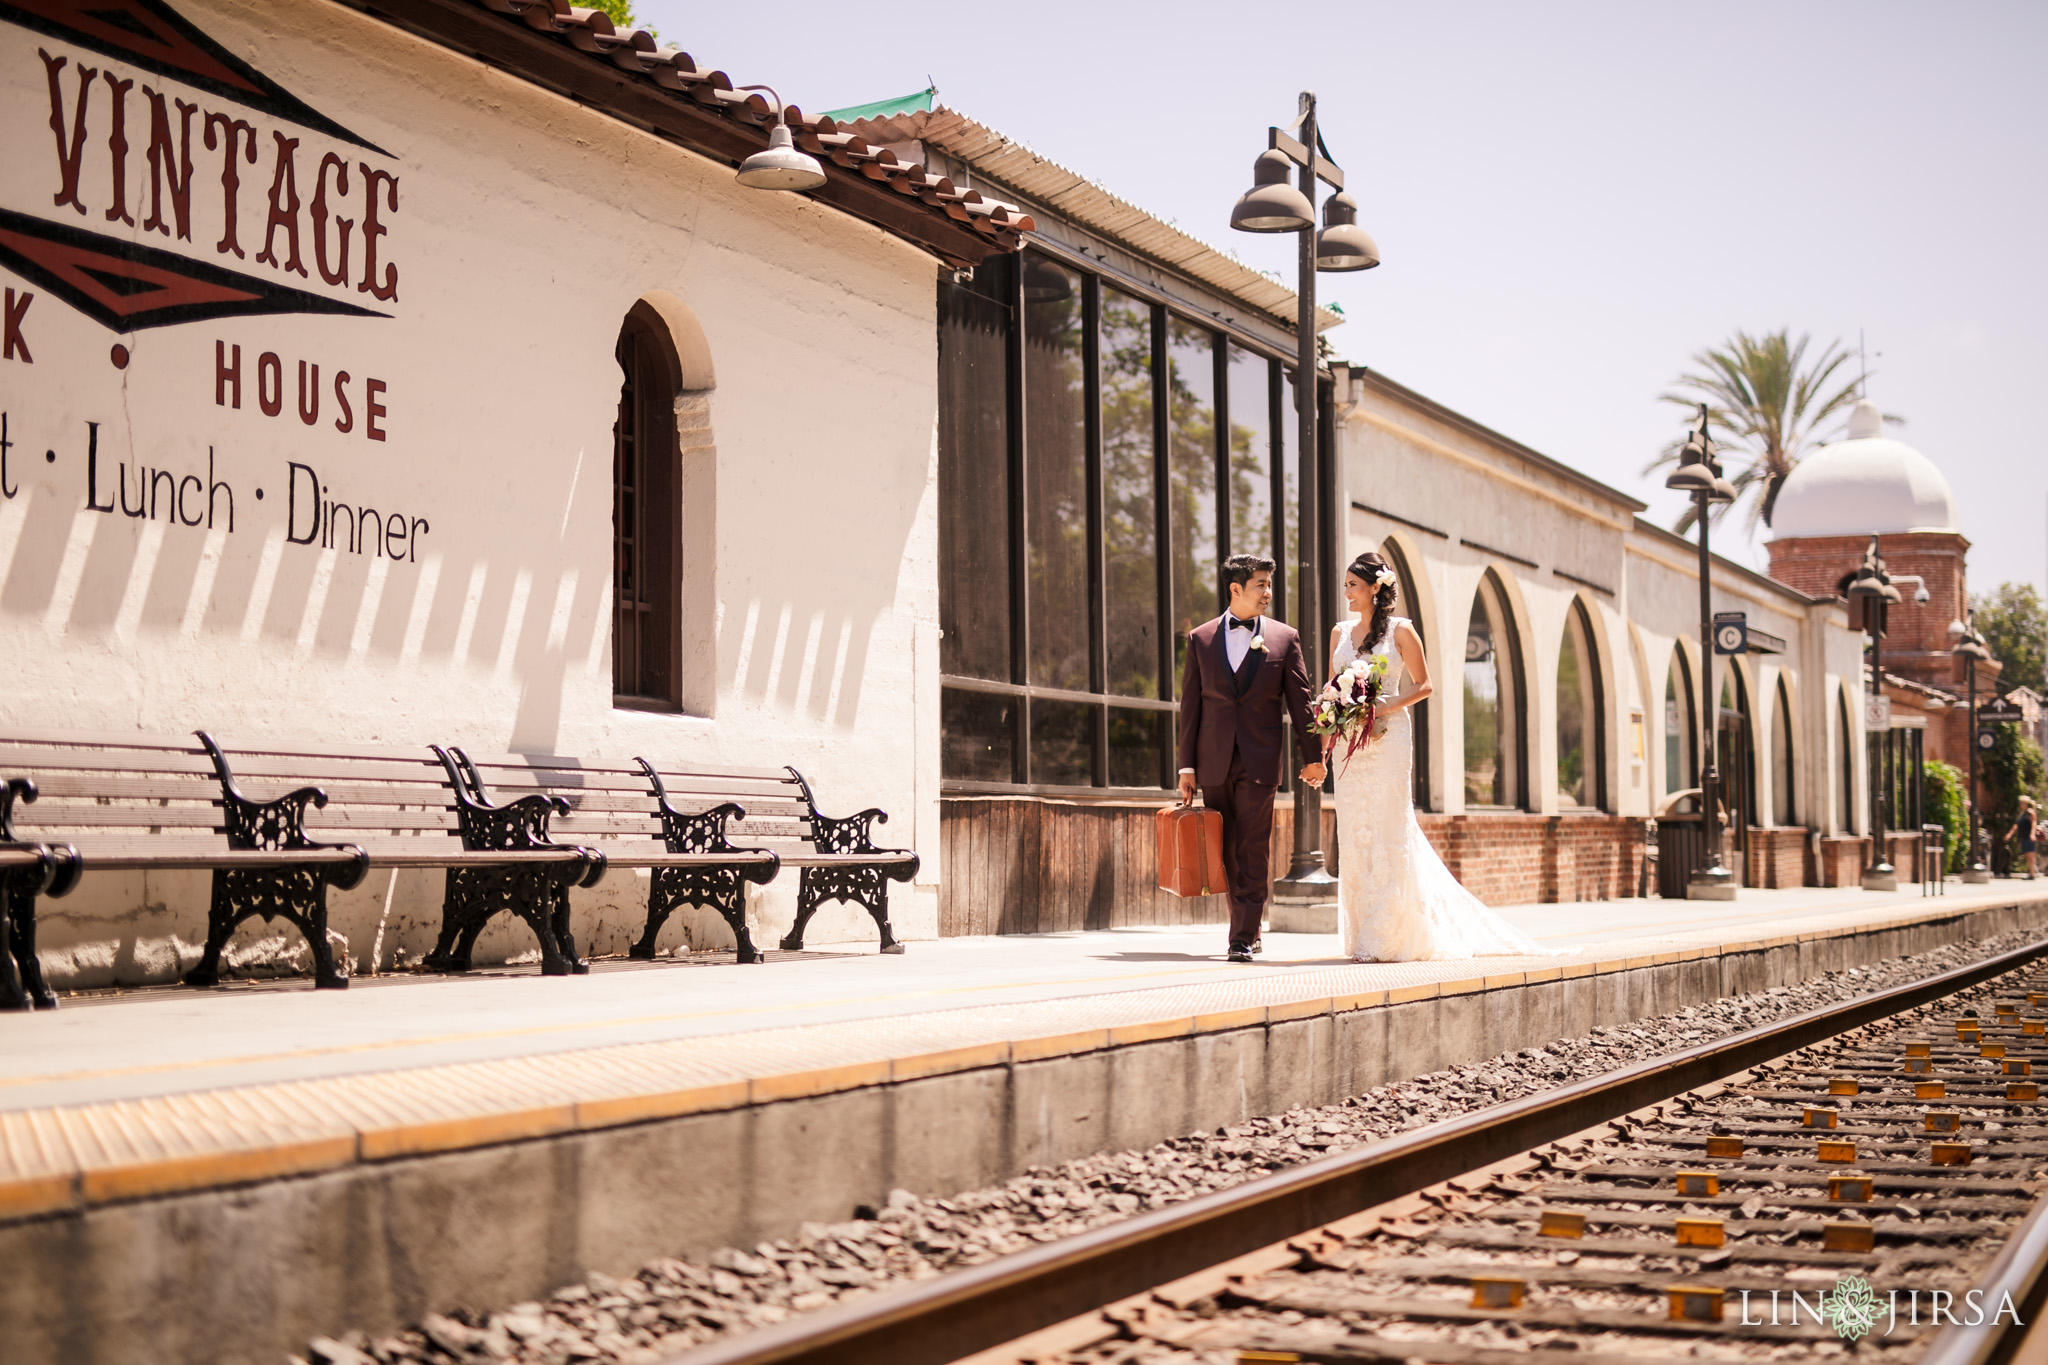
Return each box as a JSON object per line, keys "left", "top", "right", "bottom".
{"left": 1310, "top": 650, "right": 1391, "bottom": 769}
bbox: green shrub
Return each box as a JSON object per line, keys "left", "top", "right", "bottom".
{"left": 1923, "top": 759, "right": 1967, "bottom": 873}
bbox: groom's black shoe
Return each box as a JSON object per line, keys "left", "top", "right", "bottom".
{"left": 1227, "top": 944, "right": 1253, "bottom": 963}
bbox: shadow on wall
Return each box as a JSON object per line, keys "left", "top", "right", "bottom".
{"left": 0, "top": 419, "right": 912, "bottom": 748}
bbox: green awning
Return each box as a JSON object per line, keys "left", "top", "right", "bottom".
{"left": 819, "top": 86, "right": 935, "bottom": 123}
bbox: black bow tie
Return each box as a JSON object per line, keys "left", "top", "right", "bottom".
{"left": 1229, "top": 615, "right": 1259, "bottom": 631}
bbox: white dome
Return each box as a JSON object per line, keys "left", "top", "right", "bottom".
{"left": 1769, "top": 399, "right": 1959, "bottom": 539}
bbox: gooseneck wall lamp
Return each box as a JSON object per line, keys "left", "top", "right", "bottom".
{"left": 1229, "top": 93, "right": 1378, "bottom": 903}
{"left": 1666, "top": 404, "right": 1738, "bottom": 900}
{"left": 735, "top": 86, "right": 827, "bottom": 192}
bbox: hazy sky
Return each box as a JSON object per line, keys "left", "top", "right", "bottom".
{"left": 643, "top": 0, "right": 2048, "bottom": 596}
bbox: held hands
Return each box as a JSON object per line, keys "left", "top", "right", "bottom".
{"left": 1300, "top": 762, "right": 1327, "bottom": 789}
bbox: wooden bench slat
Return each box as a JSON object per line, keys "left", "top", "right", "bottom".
{"left": 0, "top": 746, "right": 218, "bottom": 775}
{"left": 14, "top": 806, "right": 226, "bottom": 830}
{"left": 464, "top": 752, "right": 795, "bottom": 784}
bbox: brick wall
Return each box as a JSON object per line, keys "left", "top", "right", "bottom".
{"left": 1888, "top": 830, "right": 1927, "bottom": 883}
{"left": 1816, "top": 835, "right": 1868, "bottom": 887}
{"left": 1415, "top": 814, "right": 1647, "bottom": 906}
{"left": 1744, "top": 827, "right": 1810, "bottom": 889}
{"left": 1767, "top": 530, "right": 1980, "bottom": 705}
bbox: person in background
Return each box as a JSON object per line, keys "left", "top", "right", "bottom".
{"left": 2007, "top": 796, "right": 2038, "bottom": 880}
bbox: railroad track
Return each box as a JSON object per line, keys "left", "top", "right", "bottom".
{"left": 667, "top": 939, "right": 2048, "bottom": 1365}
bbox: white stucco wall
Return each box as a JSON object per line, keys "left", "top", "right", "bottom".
{"left": 0, "top": 0, "right": 944, "bottom": 983}
{"left": 1336, "top": 379, "right": 1866, "bottom": 835}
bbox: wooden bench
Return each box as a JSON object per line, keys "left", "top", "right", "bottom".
{"left": 0, "top": 729, "right": 605, "bottom": 1005}
{"left": 448, "top": 750, "right": 920, "bottom": 961}
{"left": 0, "top": 730, "right": 922, "bottom": 1003}
{"left": 0, "top": 779, "right": 84, "bottom": 1010}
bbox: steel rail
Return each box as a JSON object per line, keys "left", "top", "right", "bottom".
{"left": 1919, "top": 1182, "right": 2048, "bottom": 1365}
{"left": 664, "top": 934, "right": 2048, "bottom": 1365}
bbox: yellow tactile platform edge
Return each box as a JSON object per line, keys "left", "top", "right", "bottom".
{"left": 0, "top": 894, "right": 2031, "bottom": 1221}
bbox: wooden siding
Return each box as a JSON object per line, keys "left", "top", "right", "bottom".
{"left": 939, "top": 796, "right": 1336, "bottom": 937}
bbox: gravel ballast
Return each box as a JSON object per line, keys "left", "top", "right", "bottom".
{"left": 298, "top": 928, "right": 2047, "bottom": 1365}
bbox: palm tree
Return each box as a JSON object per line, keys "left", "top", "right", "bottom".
{"left": 1646, "top": 329, "right": 1881, "bottom": 534}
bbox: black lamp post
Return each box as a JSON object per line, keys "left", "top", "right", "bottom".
{"left": 1847, "top": 536, "right": 1904, "bottom": 891}
{"left": 1230, "top": 91, "right": 1378, "bottom": 903}
{"left": 1948, "top": 614, "right": 1993, "bottom": 883}
{"left": 1664, "top": 404, "right": 1739, "bottom": 900}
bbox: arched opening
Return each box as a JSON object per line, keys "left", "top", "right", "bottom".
{"left": 613, "top": 293, "right": 715, "bottom": 714}
{"left": 1836, "top": 687, "right": 1856, "bottom": 833}
{"left": 1463, "top": 570, "right": 1526, "bottom": 809}
{"left": 1380, "top": 536, "right": 1429, "bottom": 810}
{"left": 1719, "top": 665, "right": 1756, "bottom": 861}
{"left": 1664, "top": 647, "right": 1697, "bottom": 813}
{"left": 1556, "top": 598, "right": 1605, "bottom": 810}
{"left": 613, "top": 305, "right": 682, "bottom": 707}
{"left": 1772, "top": 676, "right": 1797, "bottom": 826}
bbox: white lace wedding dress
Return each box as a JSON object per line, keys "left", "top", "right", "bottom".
{"left": 1332, "top": 617, "right": 1549, "bottom": 962}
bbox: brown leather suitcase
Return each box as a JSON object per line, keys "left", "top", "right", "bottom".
{"left": 1157, "top": 802, "right": 1229, "bottom": 898}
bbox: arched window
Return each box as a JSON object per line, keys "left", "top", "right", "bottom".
{"left": 1463, "top": 572, "right": 1525, "bottom": 809}
{"left": 1719, "top": 669, "right": 1756, "bottom": 856}
{"left": 1665, "top": 648, "right": 1696, "bottom": 811}
{"left": 1773, "top": 677, "right": 1796, "bottom": 826}
{"left": 1556, "top": 600, "right": 1604, "bottom": 810}
{"left": 1381, "top": 538, "right": 1429, "bottom": 810}
{"left": 613, "top": 306, "right": 681, "bottom": 707}
{"left": 1837, "top": 689, "right": 1856, "bottom": 833}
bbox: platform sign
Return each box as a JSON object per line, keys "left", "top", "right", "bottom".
{"left": 1866, "top": 695, "right": 1892, "bottom": 730}
{"left": 1713, "top": 611, "right": 1748, "bottom": 655}
{"left": 1980, "top": 696, "right": 2026, "bottom": 726}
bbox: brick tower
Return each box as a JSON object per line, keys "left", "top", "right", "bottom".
{"left": 1765, "top": 398, "right": 1986, "bottom": 763}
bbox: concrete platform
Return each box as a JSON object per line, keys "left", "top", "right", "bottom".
{"left": 6, "top": 880, "right": 2048, "bottom": 1364}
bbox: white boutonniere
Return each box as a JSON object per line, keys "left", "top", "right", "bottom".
{"left": 1248, "top": 635, "right": 1268, "bottom": 653}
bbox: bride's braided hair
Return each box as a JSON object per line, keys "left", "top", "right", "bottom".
{"left": 1347, "top": 551, "right": 1399, "bottom": 652}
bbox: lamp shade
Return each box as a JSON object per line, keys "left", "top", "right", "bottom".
{"left": 1314, "top": 192, "right": 1379, "bottom": 271}
{"left": 1020, "top": 254, "right": 1073, "bottom": 302}
{"left": 1846, "top": 571, "right": 1903, "bottom": 605}
{"left": 1230, "top": 150, "right": 1313, "bottom": 233}
{"left": 737, "top": 123, "right": 826, "bottom": 192}
{"left": 1665, "top": 462, "right": 1718, "bottom": 495}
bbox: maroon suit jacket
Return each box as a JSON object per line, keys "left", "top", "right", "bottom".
{"left": 1176, "top": 615, "right": 1317, "bottom": 788}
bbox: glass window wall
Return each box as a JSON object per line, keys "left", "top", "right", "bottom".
{"left": 1463, "top": 574, "right": 1523, "bottom": 808}
{"left": 1557, "top": 616, "right": 1590, "bottom": 808}
{"left": 935, "top": 252, "right": 1322, "bottom": 792}
{"left": 1023, "top": 253, "right": 1089, "bottom": 695}
{"left": 937, "top": 278, "right": 1012, "bottom": 683}
{"left": 1226, "top": 343, "right": 1272, "bottom": 571}
{"left": 1102, "top": 287, "right": 1157, "bottom": 700}
{"left": 1665, "top": 650, "right": 1696, "bottom": 812}
{"left": 1166, "top": 316, "right": 1218, "bottom": 681}
{"left": 1773, "top": 679, "right": 1796, "bottom": 826}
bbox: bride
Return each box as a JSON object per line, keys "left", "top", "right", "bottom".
{"left": 1313, "top": 551, "right": 1548, "bottom": 963}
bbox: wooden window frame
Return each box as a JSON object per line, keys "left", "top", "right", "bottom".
{"left": 612, "top": 305, "right": 685, "bottom": 712}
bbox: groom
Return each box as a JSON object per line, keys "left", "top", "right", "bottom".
{"left": 1177, "top": 554, "right": 1324, "bottom": 963}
